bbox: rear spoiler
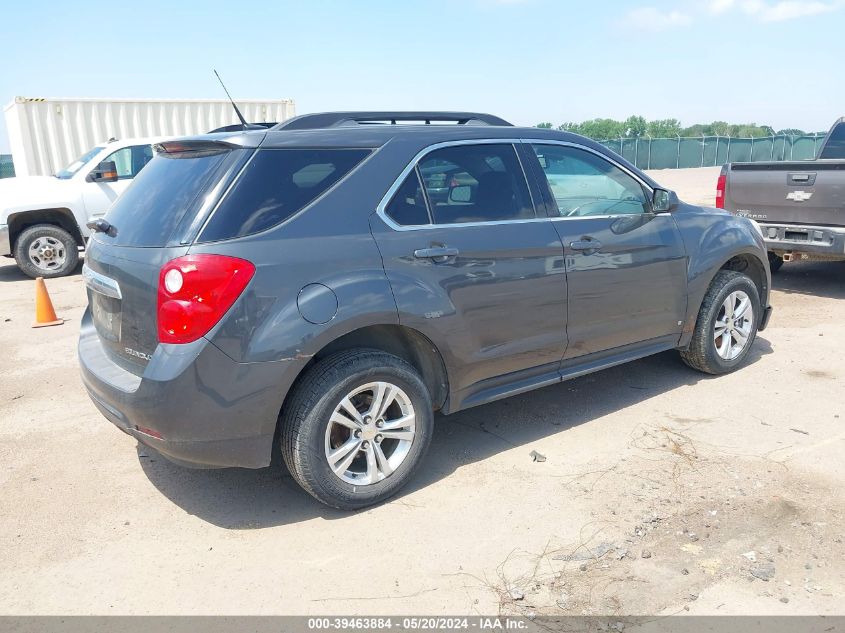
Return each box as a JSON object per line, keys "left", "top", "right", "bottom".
{"left": 153, "top": 140, "right": 241, "bottom": 155}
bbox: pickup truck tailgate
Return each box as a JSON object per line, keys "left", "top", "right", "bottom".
{"left": 726, "top": 162, "right": 845, "bottom": 226}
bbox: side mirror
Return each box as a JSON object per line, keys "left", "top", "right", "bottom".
{"left": 449, "top": 185, "right": 472, "bottom": 203}
{"left": 86, "top": 161, "right": 119, "bottom": 183}
{"left": 652, "top": 188, "right": 679, "bottom": 213}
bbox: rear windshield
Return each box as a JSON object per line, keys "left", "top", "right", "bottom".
{"left": 101, "top": 148, "right": 243, "bottom": 247}
{"left": 819, "top": 122, "right": 845, "bottom": 159}
{"left": 198, "top": 148, "right": 370, "bottom": 242}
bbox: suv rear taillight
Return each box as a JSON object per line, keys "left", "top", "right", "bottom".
{"left": 157, "top": 254, "right": 255, "bottom": 344}
{"left": 715, "top": 173, "right": 726, "bottom": 209}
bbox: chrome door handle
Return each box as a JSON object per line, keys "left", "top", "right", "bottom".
{"left": 414, "top": 247, "right": 459, "bottom": 261}
{"left": 570, "top": 239, "right": 602, "bottom": 253}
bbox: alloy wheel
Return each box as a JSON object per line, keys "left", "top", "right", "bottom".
{"left": 324, "top": 381, "right": 416, "bottom": 485}
{"left": 714, "top": 290, "right": 754, "bottom": 360}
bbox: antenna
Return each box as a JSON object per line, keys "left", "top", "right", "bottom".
{"left": 213, "top": 69, "right": 259, "bottom": 130}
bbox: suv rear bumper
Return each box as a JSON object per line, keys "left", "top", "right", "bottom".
{"left": 78, "top": 308, "right": 287, "bottom": 469}
{"left": 760, "top": 223, "right": 845, "bottom": 260}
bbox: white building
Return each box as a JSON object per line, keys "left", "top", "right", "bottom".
{"left": 3, "top": 96, "right": 296, "bottom": 177}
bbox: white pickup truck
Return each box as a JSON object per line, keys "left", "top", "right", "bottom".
{"left": 0, "top": 136, "right": 167, "bottom": 278}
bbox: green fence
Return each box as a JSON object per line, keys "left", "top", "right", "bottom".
{"left": 0, "top": 155, "right": 14, "bottom": 179}
{"left": 598, "top": 134, "right": 825, "bottom": 170}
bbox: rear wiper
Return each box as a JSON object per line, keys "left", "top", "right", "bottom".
{"left": 86, "top": 219, "right": 117, "bottom": 237}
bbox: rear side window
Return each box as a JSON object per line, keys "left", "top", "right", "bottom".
{"left": 102, "top": 149, "right": 237, "bottom": 246}
{"left": 819, "top": 122, "right": 845, "bottom": 159}
{"left": 418, "top": 144, "right": 534, "bottom": 224}
{"left": 199, "top": 149, "right": 370, "bottom": 242}
{"left": 385, "top": 169, "right": 430, "bottom": 226}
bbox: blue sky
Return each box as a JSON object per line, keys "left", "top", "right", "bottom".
{"left": 1, "top": 0, "right": 843, "bottom": 153}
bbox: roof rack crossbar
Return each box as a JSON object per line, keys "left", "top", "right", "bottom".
{"left": 274, "top": 111, "right": 512, "bottom": 131}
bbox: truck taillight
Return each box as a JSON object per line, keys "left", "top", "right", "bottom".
{"left": 715, "top": 173, "right": 726, "bottom": 209}
{"left": 157, "top": 254, "right": 255, "bottom": 344}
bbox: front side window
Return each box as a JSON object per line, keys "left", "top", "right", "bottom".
{"left": 99, "top": 144, "right": 154, "bottom": 180}
{"left": 532, "top": 144, "right": 650, "bottom": 217}
{"left": 200, "top": 148, "right": 371, "bottom": 242}
{"left": 418, "top": 144, "right": 534, "bottom": 224}
{"left": 102, "top": 147, "right": 133, "bottom": 178}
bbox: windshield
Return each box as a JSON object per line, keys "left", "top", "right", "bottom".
{"left": 55, "top": 146, "right": 105, "bottom": 179}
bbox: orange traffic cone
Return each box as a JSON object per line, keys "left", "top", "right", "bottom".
{"left": 32, "top": 277, "right": 64, "bottom": 328}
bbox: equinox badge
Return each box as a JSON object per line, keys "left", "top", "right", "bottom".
{"left": 124, "top": 347, "right": 152, "bottom": 361}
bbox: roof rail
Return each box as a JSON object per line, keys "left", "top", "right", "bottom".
{"left": 274, "top": 111, "right": 512, "bottom": 131}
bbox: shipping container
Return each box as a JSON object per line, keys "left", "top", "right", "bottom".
{"left": 4, "top": 96, "right": 296, "bottom": 177}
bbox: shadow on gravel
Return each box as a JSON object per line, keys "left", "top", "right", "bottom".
{"left": 0, "top": 261, "right": 30, "bottom": 282}
{"left": 138, "top": 338, "right": 773, "bottom": 529}
{"left": 773, "top": 260, "right": 845, "bottom": 300}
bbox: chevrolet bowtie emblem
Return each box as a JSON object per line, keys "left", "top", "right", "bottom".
{"left": 786, "top": 190, "right": 813, "bottom": 202}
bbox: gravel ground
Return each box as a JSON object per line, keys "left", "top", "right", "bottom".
{"left": 0, "top": 168, "right": 842, "bottom": 615}
{"left": 645, "top": 167, "right": 721, "bottom": 207}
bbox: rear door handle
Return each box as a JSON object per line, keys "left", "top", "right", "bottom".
{"left": 414, "top": 247, "right": 459, "bottom": 261}
{"left": 570, "top": 239, "right": 602, "bottom": 253}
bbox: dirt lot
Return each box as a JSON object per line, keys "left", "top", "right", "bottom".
{"left": 1, "top": 170, "right": 843, "bottom": 616}
{"left": 645, "top": 167, "right": 721, "bottom": 207}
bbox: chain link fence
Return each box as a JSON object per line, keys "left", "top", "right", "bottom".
{"left": 0, "top": 134, "right": 827, "bottom": 178}
{"left": 0, "top": 155, "right": 15, "bottom": 179}
{"left": 598, "top": 134, "right": 825, "bottom": 170}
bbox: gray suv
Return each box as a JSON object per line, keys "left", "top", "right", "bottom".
{"left": 79, "top": 111, "right": 772, "bottom": 509}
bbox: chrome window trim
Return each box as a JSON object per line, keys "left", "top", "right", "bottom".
{"left": 376, "top": 138, "right": 660, "bottom": 231}
{"left": 523, "top": 138, "right": 658, "bottom": 221}
{"left": 413, "top": 164, "right": 435, "bottom": 224}
{"left": 376, "top": 138, "right": 547, "bottom": 232}
{"left": 82, "top": 264, "right": 122, "bottom": 300}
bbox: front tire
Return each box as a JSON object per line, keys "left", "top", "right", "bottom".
{"left": 680, "top": 270, "right": 761, "bottom": 375}
{"left": 14, "top": 224, "right": 79, "bottom": 279}
{"left": 280, "top": 349, "right": 434, "bottom": 510}
{"left": 768, "top": 251, "right": 784, "bottom": 274}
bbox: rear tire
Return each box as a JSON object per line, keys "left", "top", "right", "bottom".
{"left": 680, "top": 270, "right": 761, "bottom": 375}
{"left": 280, "top": 349, "right": 434, "bottom": 510}
{"left": 768, "top": 251, "right": 784, "bottom": 274}
{"left": 14, "top": 224, "right": 79, "bottom": 279}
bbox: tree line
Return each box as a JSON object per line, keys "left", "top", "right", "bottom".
{"left": 535, "top": 116, "right": 816, "bottom": 140}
